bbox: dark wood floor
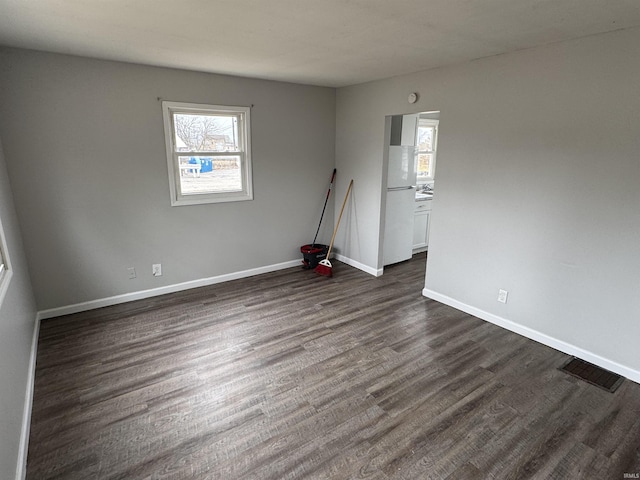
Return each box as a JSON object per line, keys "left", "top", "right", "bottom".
{"left": 27, "top": 255, "right": 640, "bottom": 479}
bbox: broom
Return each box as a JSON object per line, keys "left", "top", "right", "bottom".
{"left": 315, "top": 179, "right": 353, "bottom": 277}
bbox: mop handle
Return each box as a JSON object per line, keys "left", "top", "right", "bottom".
{"left": 311, "top": 168, "right": 336, "bottom": 247}
{"left": 325, "top": 179, "right": 353, "bottom": 259}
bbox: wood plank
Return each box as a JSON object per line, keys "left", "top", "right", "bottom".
{"left": 26, "top": 254, "right": 640, "bottom": 479}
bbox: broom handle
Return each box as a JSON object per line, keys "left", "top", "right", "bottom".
{"left": 325, "top": 179, "right": 353, "bottom": 259}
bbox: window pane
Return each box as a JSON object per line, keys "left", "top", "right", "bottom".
{"left": 417, "top": 153, "right": 433, "bottom": 177}
{"left": 178, "top": 156, "right": 242, "bottom": 195}
{"left": 418, "top": 126, "right": 434, "bottom": 152}
{"left": 173, "top": 114, "right": 240, "bottom": 153}
{"left": 0, "top": 220, "right": 9, "bottom": 306}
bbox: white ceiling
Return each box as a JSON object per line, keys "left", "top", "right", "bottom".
{"left": 1, "top": 0, "right": 640, "bottom": 87}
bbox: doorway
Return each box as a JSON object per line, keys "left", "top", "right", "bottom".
{"left": 379, "top": 111, "right": 440, "bottom": 275}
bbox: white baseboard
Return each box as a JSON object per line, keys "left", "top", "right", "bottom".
{"left": 422, "top": 288, "right": 640, "bottom": 385}
{"left": 37, "top": 259, "right": 301, "bottom": 320}
{"left": 16, "top": 316, "right": 40, "bottom": 480}
{"left": 334, "top": 254, "right": 383, "bottom": 277}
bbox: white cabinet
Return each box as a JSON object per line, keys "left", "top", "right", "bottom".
{"left": 413, "top": 200, "right": 432, "bottom": 252}
{"left": 400, "top": 114, "right": 418, "bottom": 146}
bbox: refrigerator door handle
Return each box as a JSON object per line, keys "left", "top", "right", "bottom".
{"left": 387, "top": 186, "right": 416, "bottom": 191}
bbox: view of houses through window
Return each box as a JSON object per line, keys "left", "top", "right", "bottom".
{"left": 417, "top": 118, "right": 438, "bottom": 181}
{"left": 173, "top": 113, "right": 242, "bottom": 195}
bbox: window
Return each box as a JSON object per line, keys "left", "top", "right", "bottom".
{"left": 162, "top": 101, "right": 253, "bottom": 206}
{"left": 0, "top": 217, "right": 11, "bottom": 306}
{"left": 417, "top": 119, "right": 439, "bottom": 182}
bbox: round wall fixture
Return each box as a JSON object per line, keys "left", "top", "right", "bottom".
{"left": 408, "top": 92, "right": 418, "bottom": 104}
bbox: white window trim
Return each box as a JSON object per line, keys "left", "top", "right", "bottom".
{"left": 417, "top": 119, "right": 439, "bottom": 182}
{"left": 0, "top": 215, "right": 13, "bottom": 306}
{"left": 162, "top": 101, "right": 253, "bottom": 206}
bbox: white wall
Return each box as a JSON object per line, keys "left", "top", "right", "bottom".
{"left": 0, "top": 48, "right": 335, "bottom": 312}
{"left": 0, "top": 137, "right": 38, "bottom": 480}
{"left": 335, "top": 27, "right": 640, "bottom": 380}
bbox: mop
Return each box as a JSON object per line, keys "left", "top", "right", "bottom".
{"left": 315, "top": 179, "right": 353, "bottom": 277}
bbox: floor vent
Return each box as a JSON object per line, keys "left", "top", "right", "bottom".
{"left": 560, "top": 357, "right": 624, "bottom": 393}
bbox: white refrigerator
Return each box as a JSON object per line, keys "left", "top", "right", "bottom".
{"left": 383, "top": 115, "right": 418, "bottom": 266}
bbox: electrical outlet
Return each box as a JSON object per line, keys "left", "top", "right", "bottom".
{"left": 497, "top": 289, "right": 508, "bottom": 304}
{"left": 152, "top": 264, "right": 162, "bottom": 277}
{"left": 127, "top": 267, "right": 136, "bottom": 280}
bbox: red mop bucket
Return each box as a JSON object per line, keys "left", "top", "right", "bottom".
{"left": 300, "top": 244, "right": 329, "bottom": 269}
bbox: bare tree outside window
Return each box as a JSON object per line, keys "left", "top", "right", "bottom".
{"left": 173, "top": 114, "right": 239, "bottom": 152}
{"left": 417, "top": 119, "right": 438, "bottom": 181}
